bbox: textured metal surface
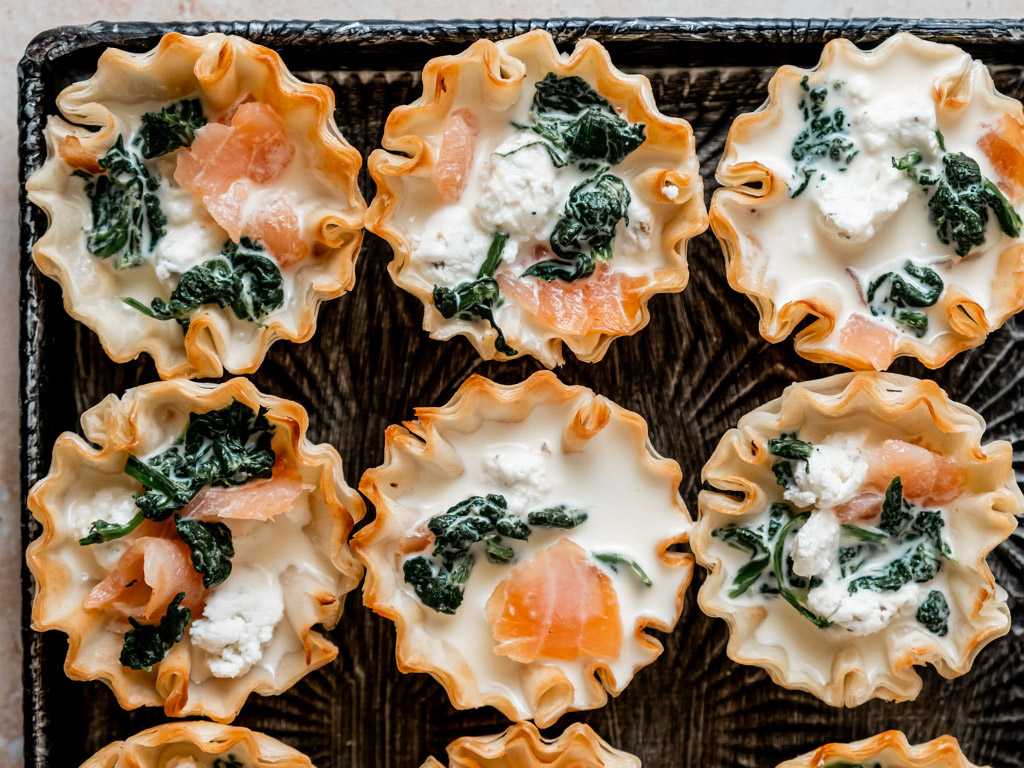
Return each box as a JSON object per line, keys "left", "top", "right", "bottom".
{"left": 18, "top": 18, "right": 1024, "bottom": 768}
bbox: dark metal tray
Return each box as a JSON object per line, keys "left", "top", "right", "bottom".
{"left": 18, "top": 17, "right": 1024, "bottom": 768}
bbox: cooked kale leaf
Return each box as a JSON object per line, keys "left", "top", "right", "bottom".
{"left": 137, "top": 98, "right": 207, "bottom": 159}
{"left": 80, "top": 401, "right": 275, "bottom": 546}
{"left": 594, "top": 552, "right": 653, "bottom": 587}
{"left": 867, "top": 260, "right": 944, "bottom": 337}
{"left": 790, "top": 77, "right": 857, "bottom": 197}
{"left": 521, "top": 171, "right": 630, "bottom": 282}
{"left": 174, "top": 515, "right": 235, "bottom": 588}
{"left": 916, "top": 589, "right": 950, "bottom": 636}
{"left": 119, "top": 591, "right": 191, "bottom": 670}
{"left": 432, "top": 231, "right": 517, "bottom": 356}
{"left": 403, "top": 493, "right": 588, "bottom": 613}
{"left": 123, "top": 238, "right": 284, "bottom": 330}
{"left": 515, "top": 73, "right": 646, "bottom": 168}
{"left": 74, "top": 135, "right": 166, "bottom": 270}
{"left": 894, "top": 144, "right": 1022, "bottom": 256}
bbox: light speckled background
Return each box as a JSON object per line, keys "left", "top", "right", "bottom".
{"left": 4, "top": 1, "right": 1020, "bottom": 764}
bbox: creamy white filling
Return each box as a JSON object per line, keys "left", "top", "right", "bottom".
{"left": 190, "top": 565, "right": 285, "bottom": 679}
{"left": 784, "top": 436, "right": 868, "bottom": 509}
{"left": 410, "top": 205, "right": 517, "bottom": 285}
{"left": 151, "top": 182, "right": 226, "bottom": 286}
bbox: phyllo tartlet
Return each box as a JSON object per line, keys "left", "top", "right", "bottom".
{"left": 27, "top": 378, "right": 365, "bottom": 720}
{"left": 712, "top": 32, "right": 1024, "bottom": 370}
{"left": 422, "top": 722, "right": 639, "bottom": 768}
{"left": 81, "top": 721, "right": 314, "bottom": 768}
{"left": 355, "top": 371, "right": 693, "bottom": 726}
{"left": 367, "top": 29, "right": 707, "bottom": 367}
{"left": 26, "top": 32, "right": 366, "bottom": 379}
{"left": 776, "top": 730, "right": 984, "bottom": 768}
{"left": 692, "top": 372, "right": 1019, "bottom": 706}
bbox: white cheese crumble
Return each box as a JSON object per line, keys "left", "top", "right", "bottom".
{"left": 814, "top": 157, "right": 912, "bottom": 243}
{"left": 807, "top": 579, "right": 921, "bottom": 635}
{"left": 482, "top": 444, "right": 551, "bottom": 514}
{"left": 790, "top": 509, "right": 840, "bottom": 578}
{"left": 190, "top": 565, "right": 284, "bottom": 678}
{"left": 412, "top": 205, "right": 516, "bottom": 285}
{"left": 475, "top": 141, "right": 565, "bottom": 241}
{"left": 151, "top": 182, "right": 225, "bottom": 285}
{"left": 852, "top": 96, "right": 941, "bottom": 156}
{"left": 784, "top": 436, "right": 868, "bottom": 510}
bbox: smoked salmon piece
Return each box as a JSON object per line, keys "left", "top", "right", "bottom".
{"left": 84, "top": 519, "right": 205, "bottom": 621}
{"left": 181, "top": 459, "right": 305, "bottom": 522}
{"left": 497, "top": 263, "right": 647, "bottom": 336}
{"left": 979, "top": 114, "right": 1024, "bottom": 200}
{"left": 485, "top": 538, "right": 622, "bottom": 664}
{"left": 435, "top": 108, "right": 478, "bottom": 204}
{"left": 834, "top": 492, "right": 884, "bottom": 523}
{"left": 866, "top": 439, "right": 966, "bottom": 507}
{"left": 839, "top": 313, "right": 896, "bottom": 371}
{"left": 174, "top": 101, "right": 309, "bottom": 266}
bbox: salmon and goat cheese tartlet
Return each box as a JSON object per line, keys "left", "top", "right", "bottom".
{"left": 80, "top": 721, "right": 315, "bottom": 768}
{"left": 711, "top": 32, "right": 1024, "bottom": 370}
{"left": 692, "top": 372, "right": 1020, "bottom": 707}
{"left": 776, "top": 730, "right": 986, "bottom": 768}
{"left": 421, "top": 722, "right": 639, "bottom": 768}
{"left": 367, "top": 29, "right": 707, "bottom": 367}
{"left": 26, "top": 32, "right": 366, "bottom": 379}
{"left": 27, "top": 378, "right": 365, "bottom": 721}
{"left": 354, "top": 371, "right": 693, "bottom": 726}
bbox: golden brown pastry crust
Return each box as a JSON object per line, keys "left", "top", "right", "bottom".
{"left": 354, "top": 371, "right": 693, "bottom": 726}
{"left": 420, "top": 722, "right": 640, "bottom": 768}
{"left": 776, "top": 730, "right": 985, "bottom": 768}
{"left": 366, "top": 29, "right": 707, "bottom": 367}
{"left": 80, "top": 721, "right": 314, "bottom": 768}
{"left": 692, "top": 372, "right": 1019, "bottom": 706}
{"left": 27, "top": 378, "right": 365, "bottom": 721}
{"left": 711, "top": 32, "right": 1024, "bottom": 370}
{"left": 25, "top": 32, "right": 366, "bottom": 379}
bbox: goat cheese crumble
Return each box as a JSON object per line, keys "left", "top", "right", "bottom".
{"left": 412, "top": 206, "right": 516, "bottom": 285}
{"left": 814, "top": 157, "right": 911, "bottom": 243}
{"left": 151, "top": 182, "right": 225, "bottom": 285}
{"left": 482, "top": 444, "right": 551, "bottom": 514}
{"left": 790, "top": 508, "right": 841, "bottom": 578}
{"left": 784, "top": 436, "right": 868, "bottom": 509}
{"left": 808, "top": 579, "right": 921, "bottom": 635}
{"left": 190, "top": 565, "right": 284, "bottom": 678}
{"left": 475, "top": 141, "right": 566, "bottom": 241}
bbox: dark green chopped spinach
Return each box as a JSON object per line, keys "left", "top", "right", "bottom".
{"left": 403, "top": 493, "right": 588, "bottom": 614}
{"left": 174, "top": 515, "right": 235, "bottom": 589}
{"left": 80, "top": 401, "right": 275, "bottom": 546}
{"left": 894, "top": 143, "right": 1022, "bottom": 256}
{"left": 119, "top": 591, "right": 192, "bottom": 670}
{"left": 526, "top": 505, "right": 589, "bottom": 528}
{"left": 213, "top": 755, "right": 246, "bottom": 768}
{"left": 74, "top": 135, "right": 166, "bottom": 270}
{"left": 521, "top": 171, "right": 631, "bottom": 282}
{"left": 789, "top": 76, "right": 857, "bottom": 198}
{"left": 594, "top": 552, "right": 652, "bottom": 587}
{"left": 509, "top": 73, "right": 646, "bottom": 168}
{"left": 766, "top": 433, "right": 813, "bottom": 491}
{"left": 122, "top": 238, "right": 285, "bottom": 330}
{"left": 867, "top": 260, "right": 944, "bottom": 337}
{"left": 432, "top": 230, "right": 517, "bottom": 356}
{"left": 137, "top": 98, "right": 207, "bottom": 159}
{"left": 916, "top": 589, "right": 950, "bottom": 636}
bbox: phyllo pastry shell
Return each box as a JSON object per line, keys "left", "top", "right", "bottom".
{"left": 421, "top": 722, "right": 639, "bottom": 768}
{"left": 354, "top": 371, "right": 693, "bottom": 726}
{"left": 367, "top": 29, "right": 707, "bottom": 367}
{"left": 692, "top": 372, "right": 1019, "bottom": 706}
{"left": 27, "top": 377, "right": 365, "bottom": 721}
{"left": 81, "top": 721, "right": 314, "bottom": 768}
{"left": 25, "top": 32, "right": 366, "bottom": 379}
{"left": 776, "top": 730, "right": 985, "bottom": 768}
{"left": 711, "top": 32, "right": 1024, "bottom": 371}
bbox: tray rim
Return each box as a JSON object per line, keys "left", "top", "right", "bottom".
{"left": 18, "top": 16, "right": 1024, "bottom": 768}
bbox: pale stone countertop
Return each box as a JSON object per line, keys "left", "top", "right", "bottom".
{"left": 3, "top": 0, "right": 1020, "bottom": 764}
